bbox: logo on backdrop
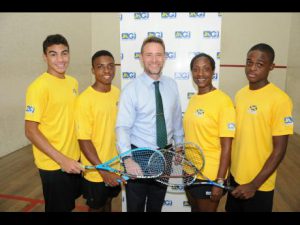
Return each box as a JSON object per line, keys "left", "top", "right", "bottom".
{"left": 161, "top": 12, "right": 176, "bottom": 19}
{"left": 147, "top": 32, "right": 163, "bottom": 38}
{"left": 213, "top": 73, "right": 219, "bottom": 80}
{"left": 189, "top": 12, "right": 205, "bottom": 18}
{"left": 121, "top": 33, "right": 137, "bottom": 40}
{"left": 134, "top": 52, "right": 141, "bottom": 59}
{"left": 203, "top": 31, "right": 220, "bottom": 39}
{"left": 187, "top": 92, "right": 195, "bottom": 99}
{"left": 122, "top": 72, "right": 136, "bottom": 79}
{"left": 165, "top": 52, "right": 176, "bottom": 59}
{"left": 174, "top": 72, "right": 189, "bottom": 80}
{"left": 217, "top": 52, "right": 221, "bottom": 59}
{"left": 134, "top": 12, "right": 149, "bottom": 20}
{"left": 163, "top": 199, "right": 173, "bottom": 206}
{"left": 175, "top": 31, "right": 191, "bottom": 39}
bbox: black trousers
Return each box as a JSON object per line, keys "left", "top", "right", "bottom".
{"left": 125, "top": 144, "right": 170, "bottom": 212}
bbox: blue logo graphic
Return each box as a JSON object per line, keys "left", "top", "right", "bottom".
{"left": 161, "top": 12, "right": 176, "bottom": 18}
{"left": 165, "top": 52, "right": 176, "bottom": 59}
{"left": 213, "top": 73, "right": 218, "bottom": 80}
{"left": 227, "top": 123, "right": 236, "bottom": 131}
{"left": 175, "top": 31, "right": 191, "bottom": 39}
{"left": 121, "top": 53, "right": 123, "bottom": 60}
{"left": 121, "top": 33, "right": 136, "bottom": 40}
{"left": 189, "top": 12, "right": 205, "bottom": 18}
{"left": 119, "top": 13, "right": 123, "bottom": 21}
{"left": 147, "top": 32, "right": 163, "bottom": 38}
{"left": 203, "top": 31, "right": 220, "bottom": 39}
{"left": 122, "top": 72, "right": 136, "bottom": 79}
{"left": 217, "top": 52, "right": 221, "bottom": 59}
{"left": 134, "top": 52, "right": 141, "bottom": 59}
{"left": 163, "top": 200, "right": 173, "bottom": 206}
{"left": 26, "top": 105, "right": 35, "bottom": 114}
{"left": 174, "top": 72, "right": 189, "bottom": 80}
{"left": 134, "top": 12, "right": 149, "bottom": 20}
{"left": 284, "top": 117, "right": 294, "bottom": 125}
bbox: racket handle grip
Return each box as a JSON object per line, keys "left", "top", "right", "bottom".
{"left": 121, "top": 175, "right": 130, "bottom": 181}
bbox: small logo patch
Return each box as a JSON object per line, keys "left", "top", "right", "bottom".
{"left": 248, "top": 105, "right": 258, "bottom": 114}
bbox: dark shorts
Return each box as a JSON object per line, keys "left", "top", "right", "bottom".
{"left": 39, "top": 169, "right": 82, "bottom": 212}
{"left": 225, "top": 174, "right": 274, "bottom": 212}
{"left": 82, "top": 178, "right": 121, "bottom": 209}
{"left": 185, "top": 179, "right": 227, "bottom": 199}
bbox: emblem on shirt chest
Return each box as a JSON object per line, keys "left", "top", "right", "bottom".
{"left": 248, "top": 105, "right": 258, "bottom": 114}
{"left": 195, "top": 109, "right": 205, "bottom": 117}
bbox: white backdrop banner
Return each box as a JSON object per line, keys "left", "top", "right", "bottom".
{"left": 120, "top": 12, "right": 222, "bottom": 212}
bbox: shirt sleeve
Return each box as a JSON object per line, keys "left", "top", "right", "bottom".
{"left": 24, "top": 82, "right": 47, "bottom": 123}
{"left": 116, "top": 85, "right": 136, "bottom": 154}
{"left": 271, "top": 96, "right": 294, "bottom": 136}
{"left": 219, "top": 96, "right": 236, "bottom": 137}
{"left": 172, "top": 81, "right": 184, "bottom": 144}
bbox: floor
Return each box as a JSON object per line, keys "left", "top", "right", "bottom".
{"left": 0, "top": 133, "right": 299, "bottom": 212}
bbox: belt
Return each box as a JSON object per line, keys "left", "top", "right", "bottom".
{"left": 131, "top": 144, "right": 172, "bottom": 150}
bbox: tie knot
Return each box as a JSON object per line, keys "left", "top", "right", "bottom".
{"left": 154, "top": 81, "right": 160, "bottom": 86}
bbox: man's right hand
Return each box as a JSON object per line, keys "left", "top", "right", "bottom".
{"left": 123, "top": 157, "right": 143, "bottom": 178}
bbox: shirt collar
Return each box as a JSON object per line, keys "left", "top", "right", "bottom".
{"left": 141, "top": 72, "right": 165, "bottom": 87}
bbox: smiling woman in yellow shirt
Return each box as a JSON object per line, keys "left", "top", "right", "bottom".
{"left": 183, "top": 53, "right": 235, "bottom": 212}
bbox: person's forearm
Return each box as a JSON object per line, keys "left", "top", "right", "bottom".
{"left": 78, "top": 140, "right": 102, "bottom": 165}
{"left": 217, "top": 137, "right": 232, "bottom": 179}
{"left": 251, "top": 135, "right": 288, "bottom": 189}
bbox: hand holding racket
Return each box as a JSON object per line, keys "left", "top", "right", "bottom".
{"left": 123, "top": 157, "right": 143, "bottom": 177}
{"left": 84, "top": 147, "right": 166, "bottom": 183}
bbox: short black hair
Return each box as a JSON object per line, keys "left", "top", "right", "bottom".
{"left": 248, "top": 43, "right": 275, "bottom": 63}
{"left": 43, "top": 34, "right": 69, "bottom": 54}
{"left": 190, "top": 53, "right": 215, "bottom": 71}
{"left": 91, "top": 50, "right": 115, "bottom": 67}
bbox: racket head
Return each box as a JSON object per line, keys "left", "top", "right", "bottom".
{"left": 155, "top": 149, "right": 198, "bottom": 187}
{"left": 85, "top": 147, "right": 166, "bottom": 179}
{"left": 175, "top": 141, "right": 205, "bottom": 172}
{"left": 122, "top": 147, "right": 166, "bottom": 178}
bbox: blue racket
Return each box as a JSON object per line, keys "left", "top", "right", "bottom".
{"left": 84, "top": 147, "right": 166, "bottom": 181}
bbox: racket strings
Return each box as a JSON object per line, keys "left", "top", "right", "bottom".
{"left": 155, "top": 149, "right": 197, "bottom": 187}
{"left": 155, "top": 142, "right": 206, "bottom": 187}
{"left": 121, "top": 149, "right": 165, "bottom": 178}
